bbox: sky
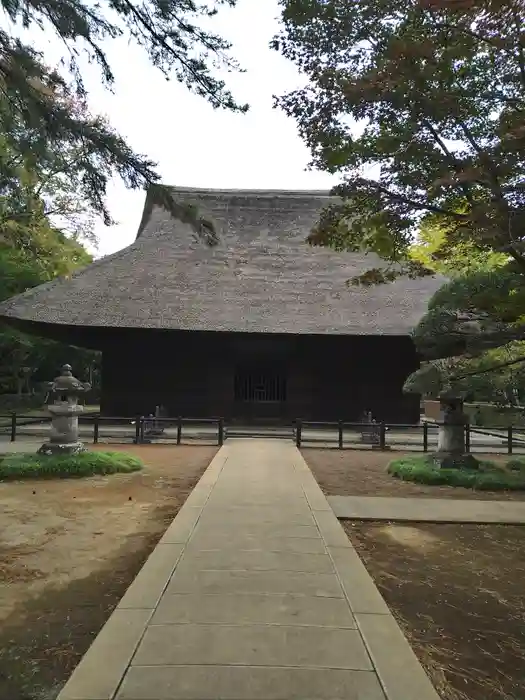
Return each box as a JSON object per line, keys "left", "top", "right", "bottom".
{"left": 20, "top": 0, "right": 340, "bottom": 257}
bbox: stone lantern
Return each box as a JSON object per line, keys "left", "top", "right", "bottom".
{"left": 38, "top": 364, "right": 91, "bottom": 456}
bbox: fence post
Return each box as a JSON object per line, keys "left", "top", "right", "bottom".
{"left": 465, "top": 423, "right": 471, "bottom": 453}
{"left": 218, "top": 418, "right": 224, "bottom": 446}
{"left": 93, "top": 414, "right": 99, "bottom": 444}
{"left": 134, "top": 417, "right": 141, "bottom": 444}
{"left": 177, "top": 416, "right": 182, "bottom": 445}
{"left": 10, "top": 412, "right": 16, "bottom": 442}
{"left": 423, "top": 421, "right": 428, "bottom": 452}
{"left": 296, "top": 420, "right": 302, "bottom": 448}
{"left": 379, "top": 421, "right": 386, "bottom": 450}
{"left": 338, "top": 420, "right": 343, "bottom": 449}
{"left": 508, "top": 425, "right": 513, "bottom": 455}
{"left": 139, "top": 416, "right": 145, "bottom": 444}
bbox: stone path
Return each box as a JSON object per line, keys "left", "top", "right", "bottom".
{"left": 57, "top": 440, "right": 439, "bottom": 700}
{"left": 328, "top": 495, "right": 525, "bottom": 523}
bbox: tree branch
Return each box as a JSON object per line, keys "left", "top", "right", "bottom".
{"left": 451, "top": 118, "right": 525, "bottom": 266}
{"left": 118, "top": 0, "right": 228, "bottom": 107}
{"left": 433, "top": 20, "right": 512, "bottom": 56}
{"left": 454, "top": 119, "right": 504, "bottom": 198}
{"left": 358, "top": 179, "right": 470, "bottom": 219}
{"left": 510, "top": 5, "right": 525, "bottom": 91}
{"left": 421, "top": 118, "right": 474, "bottom": 204}
{"left": 453, "top": 354, "right": 525, "bottom": 381}
{"left": 508, "top": 248, "right": 525, "bottom": 272}
{"left": 33, "top": 153, "right": 86, "bottom": 198}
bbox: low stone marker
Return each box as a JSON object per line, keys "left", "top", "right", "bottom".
{"left": 360, "top": 410, "right": 381, "bottom": 446}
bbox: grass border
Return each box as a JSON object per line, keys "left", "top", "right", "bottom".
{"left": 388, "top": 455, "right": 525, "bottom": 491}
{"left": 0, "top": 451, "right": 143, "bottom": 480}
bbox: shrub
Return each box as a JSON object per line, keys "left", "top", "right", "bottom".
{"left": 0, "top": 393, "right": 46, "bottom": 412}
{"left": 0, "top": 451, "right": 143, "bottom": 480}
{"left": 387, "top": 455, "right": 525, "bottom": 491}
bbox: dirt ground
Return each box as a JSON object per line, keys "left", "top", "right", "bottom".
{"left": 303, "top": 448, "right": 525, "bottom": 500}
{"left": 0, "top": 444, "right": 217, "bottom": 700}
{"left": 345, "top": 521, "right": 525, "bottom": 700}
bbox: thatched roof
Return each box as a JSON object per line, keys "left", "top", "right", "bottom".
{"left": 0, "top": 186, "right": 445, "bottom": 336}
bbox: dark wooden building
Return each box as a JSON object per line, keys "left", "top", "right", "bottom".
{"left": 0, "top": 187, "right": 444, "bottom": 424}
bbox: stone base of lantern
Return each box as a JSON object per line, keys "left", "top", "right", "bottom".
{"left": 38, "top": 441, "right": 87, "bottom": 457}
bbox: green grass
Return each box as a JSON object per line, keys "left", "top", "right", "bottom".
{"left": 0, "top": 450, "right": 143, "bottom": 481}
{"left": 388, "top": 455, "right": 525, "bottom": 491}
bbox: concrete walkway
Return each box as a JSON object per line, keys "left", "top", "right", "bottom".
{"left": 57, "top": 440, "right": 439, "bottom": 700}
{"left": 328, "top": 495, "right": 525, "bottom": 523}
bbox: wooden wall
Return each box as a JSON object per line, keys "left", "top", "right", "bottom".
{"left": 98, "top": 329, "right": 421, "bottom": 424}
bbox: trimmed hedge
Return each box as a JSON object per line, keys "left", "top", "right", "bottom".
{"left": 0, "top": 451, "right": 143, "bottom": 480}
{"left": 388, "top": 455, "right": 525, "bottom": 491}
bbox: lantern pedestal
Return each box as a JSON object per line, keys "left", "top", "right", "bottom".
{"left": 38, "top": 404, "right": 87, "bottom": 456}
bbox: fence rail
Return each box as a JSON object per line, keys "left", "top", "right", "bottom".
{"left": 2, "top": 414, "right": 525, "bottom": 454}
{"left": 0, "top": 413, "right": 225, "bottom": 446}
{"left": 294, "top": 419, "right": 525, "bottom": 455}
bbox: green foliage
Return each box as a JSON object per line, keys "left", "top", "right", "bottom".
{"left": 403, "top": 360, "right": 452, "bottom": 397}
{"left": 0, "top": 0, "right": 247, "bottom": 233}
{"left": 0, "top": 201, "right": 98, "bottom": 394}
{"left": 463, "top": 402, "right": 525, "bottom": 429}
{"left": 430, "top": 271, "right": 522, "bottom": 317}
{"left": 0, "top": 450, "right": 143, "bottom": 480}
{"left": 409, "top": 216, "right": 508, "bottom": 277}
{"left": 275, "top": 1, "right": 525, "bottom": 282}
{"left": 273, "top": 0, "right": 525, "bottom": 371}
{"left": 1, "top": 0, "right": 246, "bottom": 112}
{"left": 0, "top": 229, "right": 91, "bottom": 300}
{"left": 387, "top": 455, "right": 525, "bottom": 490}
{"left": 0, "top": 393, "right": 45, "bottom": 413}
{"left": 456, "top": 342, "right": 525, "bottom": 402}
{"left": 0, "top": 1, "right": 247, "bottom": 394}
{"left": 406, "top": 341, "right": 525, "bottom": 402}
{"left": 275, "top": 0, "right": 525, "bottom": 401}
{"left": 406, "top": 264, "right": 525, "bottom": 396}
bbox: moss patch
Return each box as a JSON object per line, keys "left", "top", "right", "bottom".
{"left": 388, "top": 455, "right": 525, "bottom": 491}
{"left": 0, "top": 451, "right": 143, "bottom": 480}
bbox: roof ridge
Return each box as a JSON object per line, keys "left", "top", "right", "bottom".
{"left": 166, "top": 186, "right": 333, "bottom": 197}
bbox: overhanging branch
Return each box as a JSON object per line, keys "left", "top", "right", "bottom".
{"left": 452, "top": 354, "right": 525, "bottom": 381}
{"left": 357, "top": 179, "right": 470, "bottom": 219}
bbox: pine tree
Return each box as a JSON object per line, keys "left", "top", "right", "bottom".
{"left": 0, "top": 0, "right": 248, "bottom": 234}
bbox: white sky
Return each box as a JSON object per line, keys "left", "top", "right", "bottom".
{"left": 18, "top": 0, "right": 340, "bottom": 256}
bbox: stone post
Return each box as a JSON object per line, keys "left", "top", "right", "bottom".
{"left": 433, "top": 391, "right": 478, "bottom": 469}
{"left": 38, "top": 364, "right": 91, "bottom": 456}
